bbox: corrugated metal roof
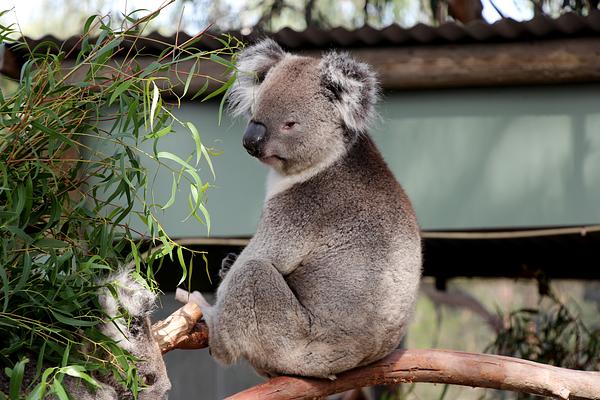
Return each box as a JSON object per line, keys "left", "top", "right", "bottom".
{"left": 248, "top": 10, "right": 600, "bottom": 48}
{"left": 18, "top": 10, "right": 600, "bottom": 53}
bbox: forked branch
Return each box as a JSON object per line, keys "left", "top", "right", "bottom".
{"left": 151, "top": 302, "right": 208, "bottom": 354}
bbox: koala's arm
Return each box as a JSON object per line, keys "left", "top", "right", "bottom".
{"left": 202, "top": 212, "right": 317, "bottom": 369}
{"left": 233, "top": 211, "right": 313, "bottom": 276}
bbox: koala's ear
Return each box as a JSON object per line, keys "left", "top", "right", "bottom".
{"left": 319, "top": 51, "right": 379, "bottom": 134}
{"left": 97, "top": 269, "right": 157, "bottom": 350}
{"left": 227, "top": 38, "right": 287, "bottom": 117}
{"left": 99, "top": 269, "right": 156, "bottom": 319}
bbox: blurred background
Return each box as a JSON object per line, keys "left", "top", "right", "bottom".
{"left": 4, "top": 0, "right": 598, "bottom": 36}
{"left": 2, "top": 0, "right": 600, "bottom": 399}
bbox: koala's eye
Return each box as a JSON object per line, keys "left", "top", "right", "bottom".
{"left": 144, "top": 373, "right": 157, "bottom": 385}
{"left": 282, "top": 121, "right": 296, "bottom": 130}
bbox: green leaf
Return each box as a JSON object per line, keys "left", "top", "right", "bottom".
{"left": 26, "top": 383, "right": 46, "bottom": 400}
{"left": 156, "top": 152, "right": 201, "bottom": 184}
{"left": 162, "top": 174, "right": 177, "bottom": 210}
{"left": 130, "top": 240, "right": 141, "bottom": 273}
{"left": 145, "top": 124, "right": 172, "bottom": 140}
{"left": 82, "top": 15, "right": 98, "bottom": 35}
{"left": 218, "top": 81, "right": 230, "bottom": 125}
{"left": 202, "top": 253, "right": 212, "bottom": 285}
{"left": 0, "top": 263, "right": 9, "bottom": 312}
{"left": 139, "top": 61, "right": 161, "bottom": 78}
{"left": 176, "top": 246, "right": 187, "bottom": 286}
{"left": 92, "top": 36, "right": 123, "bottom": 66}
{"left": 209, "top": 53, "right": 234, "bottom": 68}
{"left": 30, "top": 120, "right": 77, "bottom": 148}
{"left": 51, "top": 379, "right": 69, "bottom": 400}
{"left": 202, "top": 73, "right": 235, "bottom": 102}
{"left": 182, "top": 59, "right": 197, "bottom": 98}
{"left": 200, "top": 143, "right": 216, "bottom": 179}
{"left": 186, "top": 122, "right": 203, "bottom": 166}
{"left": 9, "top": 358, "right": 28, "bottom": 399}
{"left": 198, "top": 202, "right": 211, "bottom": 235}
{"left": 61, "top": 343, "right": 70, "bottom": 367}
{"left": 51, "top": 311, "right": 99, "bottom": 327}
{"left": 109, "top": 80, "right": 133, "bottom": 105}
{"left": 62, "top": 366, "right": 100, "bottom": 388}
{"left": 14, "top": 251, "right": 32, "bottom": 292}
{"left": 188, "top": 184, "right": 211, "bottom": 234}
{"left": 150, "top": 81, "right": 160, "bottom": 131}
{"left": 190, "top": 79, "right": 209, "bottom": 101}
{"left": 35, "top": 238, "right": 69, "bottom": 249}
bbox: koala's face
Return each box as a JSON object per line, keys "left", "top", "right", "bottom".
{"left": 244, "top": 57, "right": 343, "bottom": 175}
{"left": 228, "top": 39, "right": 378, "bottom": 176}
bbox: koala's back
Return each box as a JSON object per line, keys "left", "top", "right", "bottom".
{"left": 265, "top": 134, "right": 422, "bottom": 367}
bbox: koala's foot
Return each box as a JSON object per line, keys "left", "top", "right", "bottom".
{"left": 219, "top": 252, "right": 238, "bottom": 280}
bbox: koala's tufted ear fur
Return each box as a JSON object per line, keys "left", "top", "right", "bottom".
{"left": 227, "top": 38, "right": 287, "bottom": 118}
{"left": 98, "top": 269, "right": 157, "bottom": 350}
{"left": 94, "top": 270, "right": 171, "bottom": 400}
{"left": 99, "top": 269, "right": 156, "bottom": 319}
{"left": 320, "top": 51, "right": 380, "bottom": 134}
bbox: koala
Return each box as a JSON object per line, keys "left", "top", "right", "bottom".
{"left": 76, "top": 269, "right": 171, "bottom": 400}
{"left": 203, "top": 39, "right": 422, "bottom": 379}
{"left": 0, "top": 269, "right": 170, "bottom": 399}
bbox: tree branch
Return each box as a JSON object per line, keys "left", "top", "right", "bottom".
{"left": 155, "top": 291, "right": 600, "bottom": 399}
{"left": 151, "top": 302, "right": 208, "bottom": 354}
{"left": 226, "top": 349, "right": 600, "bottom": 400}
{"left": 421, "top": 282, "right": 503, "bottom": 332}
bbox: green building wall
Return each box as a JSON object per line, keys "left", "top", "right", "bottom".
{"left": 135, "top": 83, "right": 600, "bottom": 238}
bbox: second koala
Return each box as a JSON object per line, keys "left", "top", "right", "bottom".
{"left": 202, "top": 39, "right": 422, "bottom": 378}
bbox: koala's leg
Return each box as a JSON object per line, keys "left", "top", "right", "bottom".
{"left": 208, "top": 260, "right": 352, "bottom": 378}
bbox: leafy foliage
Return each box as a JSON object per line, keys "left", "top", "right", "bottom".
{"left": 0, "top": 4, "right": 239, "bottom": 398}
{"left": 488, "top": 294, "right": 600, "bottom": 370}
{"left": 487, "top": 293, "right": 600, "bottom": 399}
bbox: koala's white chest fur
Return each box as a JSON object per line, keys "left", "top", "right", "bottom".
{"left": 265, "top": 169, "right": 296, "bottom": 199}
{"left": 266, "top": 166, "right": 326, "bottom": 200}
{"left": 265, "top": 142, "right": 347, "bottom": 200}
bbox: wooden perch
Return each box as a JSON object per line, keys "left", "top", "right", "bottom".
{"left": 226, "top": 349, "right": 600, "bottom": 400}
{"left": 151, "top": 302, "right": 209, "bottom": 354}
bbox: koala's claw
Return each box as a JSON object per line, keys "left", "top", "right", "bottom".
{"left": 219, "top": 252, "right": 238, "bottom": 280}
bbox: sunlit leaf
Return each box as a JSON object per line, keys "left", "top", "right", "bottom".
{"left": 176, "top": 246, "right": 187, "bottom": 286}
{"left": 150, "top": 81, "right": 160, "bottom": 131}
{"left": 62, "top": 366, "right": 100, "bottom": 388}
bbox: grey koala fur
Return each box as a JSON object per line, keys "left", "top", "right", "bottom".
{"left": 61, "top": 270, "right": 170, "bottom": 399}
{"left": 203, "top": 38, "right": 422, "bottom": 379}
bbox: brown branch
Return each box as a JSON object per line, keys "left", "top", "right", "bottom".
{"left": 421, "top": 282, "right": 503, "bottom": 332}
{"left": 156, "top": 291, "right": 600, "bottom": 399}
{"left": 151, "top": 302, "right": 208, "bottom": 354}
{"left": 226, "top": 349, "right": 600, "bottom": 400}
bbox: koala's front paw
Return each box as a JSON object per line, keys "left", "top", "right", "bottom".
{"left": 219, "top": 252, "right": 238, "bottom": 280}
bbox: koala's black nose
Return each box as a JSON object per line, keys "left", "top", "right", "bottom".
{"left": 242, "top": 121, "right": 267, "bottom": 158}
